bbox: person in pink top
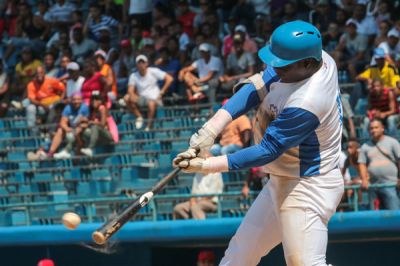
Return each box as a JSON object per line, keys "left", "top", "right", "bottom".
{"left": 81, "top": 59, "right": 106, "bottom": 106}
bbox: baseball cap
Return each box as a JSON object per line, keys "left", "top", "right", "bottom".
{"left": 37, "top": 259, "right": 55, "bottom": 266}
{"left": 374, "top": 48, "right": 385, "bottom": 59}
{"left": 345, "top": 18, "right": 359, "bottom": 28}
{"left": 199, "top": 43, "right": 211, "bottom": 52}
{"left": 197, "top": 250, "right": 216, "bottom": 262}
{"left": 120, "top": 39, "right": 131, "bottom": 48}
{"left": 66, "top": 62, "right": 80, "bottom": 71}
{"left": 235, "top": 25, "right": 247, "bottom": 33}
{"left": 94, "top": 49, "right": 107, "bottom": 59}
{"left": 387, "top": 29, "right": 400, "bottom": 39}
{"left": 136, "top": 54, "right": 148, "bottom": 63}
{"left": 233, "top": 33, "right": 244, "bottom": 43}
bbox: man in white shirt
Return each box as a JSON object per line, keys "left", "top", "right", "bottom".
{"left": 124, "top": 55, "right": 173, "bottom": 130}
{"left": 66, "top": 62, "right": 85, "bottom": 99}
{"left": 179, "top": 43, "right": 223, "bottom": 103}
{"left": 173, "top": 153, "right": 224, "bottom": 220}
{"left": 377, "top": 29, "right": 400, "bottom": 65}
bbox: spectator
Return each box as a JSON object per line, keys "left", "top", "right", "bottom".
{"left": 230, "top": 0, "right": 256, "bottom": 33}
{"left": 95, "top": 50, "right": 118, "bottom": 104}
{"left": 374, "top": 20, "right": 391, "bottom": 47}
{"left": 210, "top": 99, "right": 252, "bottom": 156}
{"left": 197, "top": 250, "right": 216, "bottom": 266}
{"left": 173, "top": 154, "right": 224, "bottom": 220}
{"left": 352, "top": 3, "right": 378, "bottom": 45}
{"left": 124, "top": 0, "right": 153, "bottom": 30}
{"left": 14, "top": 47, "right": 42, "bottom": 98}
{"left": 113, "top": 39, "right": 136, "bottom": 95}
{"left": 70, "top": 26, "right": 98, "bottom": 65}
{"left": 341, "top": 94, "right": 357, "bottom": 141}
{"left": 46, "top": 0, "right": 76, "bottom": 28}
{"left": 200, "top": 22, "right": 221, "bottom": 53}
{"left": 140, "top": 37, "right": 157, "bottom": 65}
{"left": 193, "top": 0, "right": 213, "bottom": 35}
{"left": 179, "top": 43, "right": 223, "bottom": 103}
{"left": 241, "top": 167, "right": 266, "bottom": 198}
{"left": 376, "top": 29, "right": 400, "bottom": 66}
{"left": 340, "top": 138, "right": 362, "bottom": 204}
{"left": 130, "top": 25, "right": 144, "bottom": 51}
{"left": 98, "top": 34, "right": 119, "bottom": 66}
{"left": 190, "top": 34, "right": 219, "bottom": 61}
{"left": 309, "top": 0, "right": 334, "bottom": 34}
{"left": 219, "top": 34, "right": 255, "bottom": 92}
{"left": 334, "top": 18, "right": 368, "bottom": 81}
{"left": 359, "top": 118, "right": 400, "bottom": 210}
{"left": 124, "top": 55, "right": 173, "bottom": 130}
{"left": 362, "top": 78, "right": 398, "bottom": 138}
{"left": 80, "top": 91, "right": 119, "bottom": 156}
{"left": 234, "top": 25, "right": 258, "bottom": 55}
{"left": 81, "top": 59, "right": 106, "bottom": 106}
{"left": 153, "top": 2, "right": 172, "bottom": 30}
{"left": 56, "top": 55, "right": 71, "bottom": 81}
{"left": 43, "top": 52, "right": 59, "bottom": 78}
{"left": 3, "top": 2, "right": 48, "bottom": 62}
{"left": 155, "top": 48, "right": 181, "bottom": 96}
{"left": 357, "top": 48, "right": 400, "bottom": 95}
{"left": 48, "top": 93, "right": 89, "bottom": 159}
{"left": 65, "top": 62, "right": 84, "bottom": 99}
{"left": 323, "top": 22, "right": 341, "bottom": 54}
{"left": 0, "top": 61, "right": 9, "bottom": 117}
{"left": 26, "top": 66, "right": 65, "bottom": 127}
{"left": 176, "top": 0, "right": 196, "bottom": 37}
{"left": 84, "top": 3, "right": 121, "bottom": 42}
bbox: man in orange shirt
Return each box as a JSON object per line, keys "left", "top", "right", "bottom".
{"left": 26, "top": 66, "right": 65, "bottom": 127}
{"left": 95, "top": 50, "right": 117, "bottom": 104}
{"left": 210, "top": 99, "right": 252, "bottom": 156}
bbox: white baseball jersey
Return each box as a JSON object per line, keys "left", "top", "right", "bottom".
{"left": 260, "top": 51, "right": 342, "bottom": 177}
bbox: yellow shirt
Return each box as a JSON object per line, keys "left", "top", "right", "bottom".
{"left": 15, "top": 60, "right": 42, "bottom": 87}
{"left": 358, "top": 62, "right": 400, "bottom": 88}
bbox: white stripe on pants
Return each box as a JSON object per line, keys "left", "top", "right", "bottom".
{"left": 220, "top": 169, "right": 344, "bottom": 266}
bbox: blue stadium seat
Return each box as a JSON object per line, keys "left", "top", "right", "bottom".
{"left": 10, "top": 209, "right": 27, "bottom": 226}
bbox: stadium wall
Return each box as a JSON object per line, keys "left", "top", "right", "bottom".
{"left": 0, "top": 211, "right": 399, "bottom": 265}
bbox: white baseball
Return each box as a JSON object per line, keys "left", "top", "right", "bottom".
{"left": 62, "top": 212, "right": 81, "bottom": 230}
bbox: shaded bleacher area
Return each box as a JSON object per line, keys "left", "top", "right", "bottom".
{"left": 0, "top": 100, "right": 258, "bottom": 226}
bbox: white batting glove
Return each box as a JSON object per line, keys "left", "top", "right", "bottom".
{"left": 177, "top": 157, "right": 210, "bottom": 174}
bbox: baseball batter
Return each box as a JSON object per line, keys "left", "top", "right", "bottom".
{"left": 173, "top": 21, "right": 344, "bottom": 266}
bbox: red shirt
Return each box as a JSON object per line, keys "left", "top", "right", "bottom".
{"left": 81, "top": 72, "right": 104, "bottom": 104}
{"left": 178, "top": 11, "right": 196, "bottom": 37}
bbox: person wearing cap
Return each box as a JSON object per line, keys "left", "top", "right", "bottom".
{"left": 333, "top": 18, "right": 368, "bottom": 81}
{"left": 357, "top": 48, "right": 400, "bottom": 96}
{"left": 233, "top": 25, "right": 258, "bottom": 55}
{"left": 220, "top": 33, "right": 255, "bottom": 92}
{"left": 376, "top": 29, "right": 400, "bottom": 66}
{"left": 174, "top": 21, "right": 344, "bottom": 265}
{"left": 45, "top": 92, "right": 89, "bottom": 159}
{"left": 95, "top": 49, "right": 118, "bottom": 103}
{"left": 65, "top": 62, "right": 85, "bottom": 99}
{"left": 179, "top": 43, "right": 223, "bottom": 103}
{"left": 197, "top": 250, "right": 216, "bottom": 266}
{"left": 124, "top": 55, "right": 174, "bottom": 130}
{"left": 26, "top": 66, "right": 66, "bottom": 127}
{"left": 71, "top": 26, "right": 98, "bottom": 64}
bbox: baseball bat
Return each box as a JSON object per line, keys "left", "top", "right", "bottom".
{"left": 92, "top": 168, "right": 181, "bottom": 245}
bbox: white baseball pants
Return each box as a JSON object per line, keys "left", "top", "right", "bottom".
{"left": 220, "top": 169, "right": 344, "bottom": 266}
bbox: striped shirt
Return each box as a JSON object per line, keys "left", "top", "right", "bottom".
{"left": 88, "top": 15, "right": 119, "bottom": 40}
{"left": 46, "top": 2, "right": 76, "bottom": 23}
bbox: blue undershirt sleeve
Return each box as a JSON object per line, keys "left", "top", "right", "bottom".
{"left": 227, "top": 107, "right": 320, "bottom": 170}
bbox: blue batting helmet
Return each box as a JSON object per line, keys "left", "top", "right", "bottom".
{"left": 258, "top": 21, "right": 322, "bottom": 67}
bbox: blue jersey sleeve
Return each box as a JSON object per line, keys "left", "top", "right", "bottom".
{"left": 227, "top": 107, "right": 320, "bottom": 170}
{"left": 222, "top": 65, "right": 279, "bottom": 119}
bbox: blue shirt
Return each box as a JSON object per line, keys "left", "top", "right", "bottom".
{"left": 62, "top": 103, "right": 89, "bottom": 127}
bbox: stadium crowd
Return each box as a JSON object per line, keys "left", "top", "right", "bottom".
{"left": 1, "top": 0, "right": 400, "bottom": 213}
